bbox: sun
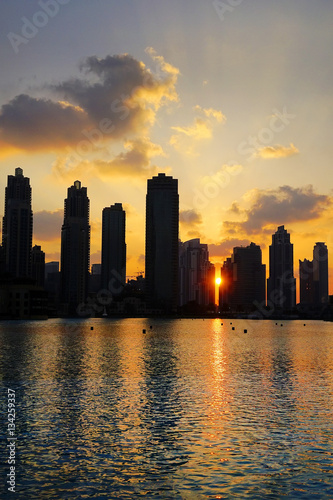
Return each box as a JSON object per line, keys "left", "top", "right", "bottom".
{"left": 215, "top": 277, "right": 222, "bottom": 286}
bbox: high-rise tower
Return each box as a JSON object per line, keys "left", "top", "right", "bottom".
{"left": 101, "top": 203, "right": 126, "bottom": 295}
{"left": 145, "top": 173, "right": 179, "bottom": 312}
{"left": 300, "top": 242, "right": 328, "bottom": 309}
{"left": 2, "top": 167, "right": 33, "bottom": 278}
{"left": 267, "top": 225, "right": 296, "bottom": 312}
{"left": 60, "top": 180, "right": 90, "bottom": 313}
{"left": 313, "top": 242, "right": 328, "bottom": 306}
{"left": 179, "top": 238, "right": 215, "bottom": 308}
{"left": 220, "top": 243, "right": 265, "bottom": 312}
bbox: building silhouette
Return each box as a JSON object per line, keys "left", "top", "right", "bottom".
{"left": 31, "top": 245, "right": 45, "bottom": 287}
{"left": 267, "top": 225, "right": 296, "bottom": 312}
{"left": 220, "top": 243, "right": 265, "bottom": 312}
{"left": 145, "top": 173, "right": 179, "bottom": 312}
{"left": 101, "top": 203, "right": 126, "bottom": 295}
{"left": 313, "top": 242, "right": 329, "bottom": 306}
{"left": 299, "top": 258, "right": 313, "bottom": 306}
{"left": 300, "top": 242, "right": 328, "bottom": 309}
{"left": 2, "top": 167, "right": 33, "bottom": 278}
{"left": 60, "top": 180, "right": 90, "bottom": 314}
{"left": 179, "top": 238, "right": 215, "bottom": 309}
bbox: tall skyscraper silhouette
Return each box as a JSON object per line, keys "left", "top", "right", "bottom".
{"left": 31, "top": 245, "right": 45, "bottom": 287}
{"left": 2, "top": 167, "right": 33, "bottom": 278}
{"left": 101, "top": 203, "right": 126, "bottom": 295}
{"left": 313, "top": 242, "right": 329, "bottom": 306}
{"left": 299, "top": 258, "right": 314, "bottom": 306}
{"left": 179, "top": 238, "right": 215, "bottom": 308}
{"left": 300, "top": 242, "right": 328, "bottom": 309}
{"left": 60, "top": 180, "right": 90, "bottom": 314}
{"left": 267, "top": 225, "right": 296, "bottom": 312}
{"left": 220, "top": 243, "right": 265, "bottom": 312}
{"left": 145, "top": 173, "right": 179, "bottom": 312}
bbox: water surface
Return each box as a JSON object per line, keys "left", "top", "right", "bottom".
{"left": 1, "top": 318, "right": 333, "bottom": 498}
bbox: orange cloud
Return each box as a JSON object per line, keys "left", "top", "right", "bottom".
{"left": 256, "top": 143, "right": 299, "bottom": 159}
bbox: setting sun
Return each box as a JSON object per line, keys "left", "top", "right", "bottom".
{"left": 215, "top": 277, "right": 222, "bottom": 286}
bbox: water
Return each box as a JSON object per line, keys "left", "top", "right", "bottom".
{"left": 1, "top": 318, "right": 333, "bottom": 499}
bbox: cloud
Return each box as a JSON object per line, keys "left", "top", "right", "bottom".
{"left": 194, "top": 105, "right": 225, "bottom": 123}
{"left": 209, "top": 238, "right": 252, "bottom": 258}
{"left": 179, "top": 209, "right": 203, "bottom": 226}
{"left": 34, "top": 209, "right": 63, "bottom": 241}
{"left": 170, "top": 105, "right": 225, "bottom": 155}
{"left": 0, "top": 95, "right": 90, "bottom": 153}
{"left": 255, "top": 143, "right": 299, "bottom": 159}
{"left": 179, "top": 209, "right": 204, "bottom": 241}
{"left": 52, "top": 137, "right": 166, "bottom": 181}
{"left": 223, "top": 185, "right": 331, "bottom": 235}
{"left": 0, "top": 50, "right": 179, "bottom": 155}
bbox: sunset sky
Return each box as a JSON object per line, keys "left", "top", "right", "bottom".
{"left": 1, "top": 0, "right": 332, "bottom": 298}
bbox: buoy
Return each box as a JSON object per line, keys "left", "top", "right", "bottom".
{"left": 143, "top": 329, "right": 146, "bottom": 333}
{"left": 304, "top": 324, "right": 306, "bottom": 326}
{"left": 232, "top": 327, "right": 235, "bottom": 330}
{"left": 230, "top": 322, "right": 232, "bottom": 325}
{"left": 91, "top": 327, "right": 94, "bottom": 330}
{"left": 244, "top": 329, "right": 247, "bottom": 333}
{"left": 221, "top": 323, "right": 223, "bottom": 325}
{"left": 280, "top": 324, "right": 283, "bottom": 327}
{"left": 150, "top": 325, "right": 152, "bottom": 329}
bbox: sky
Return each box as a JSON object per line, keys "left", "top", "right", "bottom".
{"left": 0, "top": 0, "right": 333, "bottom": 299}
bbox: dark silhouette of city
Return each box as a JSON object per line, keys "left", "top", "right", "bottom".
{"left": 0, "top": 168, "right": 330, "bottom": 320}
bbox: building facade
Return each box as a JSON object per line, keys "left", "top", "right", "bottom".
{"left": 31, "top": 245, "right": 45, "bottom": 287}
{"left": 145, "top": 173, "right": 179, "bottom": 312}
{"left": 60, "top": 180, "right": 90, "bottom": 314}
{"left": 2, "top": 167, "right": 33, "bottom": 278}
{"left": 267, "top": 225, "right": 296, "bottom": 312}
{"left": 179, "top": 238, "right": 215, "bottom": 308}
{"left": 101, "top": 203, "right": 126, "bottom": 295}
{"left": 300, "top": 242, "right": 328, "bottom": 309}
{"left": 220, "top": 243, "right": 265, "bottom": 312}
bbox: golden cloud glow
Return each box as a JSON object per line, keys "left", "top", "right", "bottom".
{"left": 256, "top": 143, "right": 299, "bottom": 159}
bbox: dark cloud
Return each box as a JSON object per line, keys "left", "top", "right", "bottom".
{"left": 179, "top": 209, "right": 203, "bottom": 226}
{"left": 0, "top": 51, "right": 179, "bottom": 154}
{"left": 34, "top": 209, "right": 63, "bottom": 241}
{"left": 209, "top": 238, "right": 252, "bottom": 258}
{"left": 224, "top": 185, "right": 331, "bottom": 235}
{"left": 0, "top": 94, "right": 90, "bottom": 151}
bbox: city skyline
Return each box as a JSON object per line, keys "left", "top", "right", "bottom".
{"left": 0, "top": 1, "right": 333, "bottom": 300}
{"left": 0, "top": 166, "right": 329, "bottom": 313}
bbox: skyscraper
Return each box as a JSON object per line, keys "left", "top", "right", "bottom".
{"left": 267, "top": 225, "right": 296, "bottom": 312}
{"left": 220, "top": 243, "right": 266, "bottom": 312}
{"left": 300, "top": 242, "right": 328, "bottom": 309}
{"left": 60, "top": 180, "right": 90, "bottom": 314}
{"left": 145, "top": 173, "right": 179, "bottom": 312}
{"left": 101, "top": 203, "right": 126, "bottom": 295}
{"left": 2, "top": 167, "right": 33, "bottom": 278}
{"left": 299, "top": 258, "right": 314, "bottom": 306}
{"left": 31, "top": 245, "right": 45, "bottom": 287}
{"left": 313, "top": 242, "right": 328, "bottom": 306}
{"left": 179, "top": 238, "right": 215, "bottom": 308}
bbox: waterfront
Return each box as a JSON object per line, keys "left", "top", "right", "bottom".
{"left": 1, "top": 318, "right": 333, "bottom": 498}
